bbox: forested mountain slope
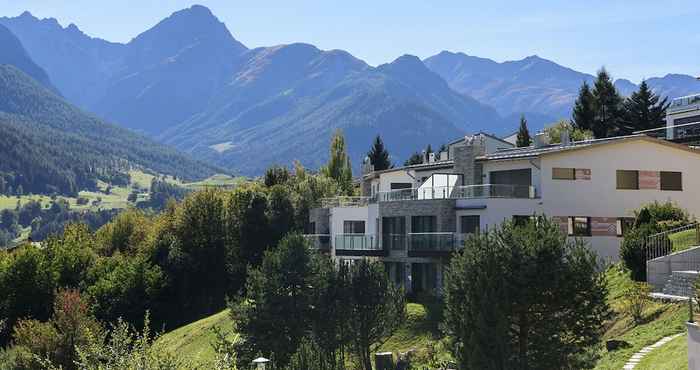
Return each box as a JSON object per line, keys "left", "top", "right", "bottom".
{"left": 0, "top": 65, "right": 219, "bottom": 196}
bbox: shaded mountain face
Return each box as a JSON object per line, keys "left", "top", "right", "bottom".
{"left": 0, "top": 23, "right": 57, "bottom": 93}
{"left": 1, "top": 5, "right": 248, "bottom": 135}
{"left": 160, "top": 48, "right": 500, "bottom": 174}
{"left": 0, "top": 11, "right": 124, "bottom": 108}
{"left": 0, "top": 64, "right": 219, "bottom": 195}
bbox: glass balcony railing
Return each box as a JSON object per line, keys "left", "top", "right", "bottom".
{"left": 669, "top": 93, "right": 700, "bottom": 112}
{"left": 375, "top": 184, "right": 536, "bottom": 202}
{"left": 407, "top": 233, "right": 457, "bottom": 252}
{"left": 334, "top": 234, "right": 380, "bottom": 250}
{"left": 303, "top": 234, "right": 331, "bottom": 250}
{"left": 320, "top": 197, "right": 370, "bottom": 208}
{"left": 382, "top": 234, "right": 407, "bottom": 250}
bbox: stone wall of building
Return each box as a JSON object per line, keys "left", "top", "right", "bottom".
{"left": 452, "top": 138, "right": 485, "bottom": 185}
{"left": 379, "top": 199, "right": 457, "bottom": 233}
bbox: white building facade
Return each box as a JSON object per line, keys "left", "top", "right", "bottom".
{"left": 308, "top": 132, "right": 700, "bottom": 295}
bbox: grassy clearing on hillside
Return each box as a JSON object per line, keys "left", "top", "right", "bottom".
{"left": 635, "top": 333, "right": 687, "bottom": 370}
{"left": 156, "top": 309, "right": 236, "bottom": 365}
{"left": 156, "top": 302, "right": 448, "bottom": 367}
{"left": 182, "top": 174, "right": 242, "bottom": 190}
{"left": 593, "top": 266, "right": 688, "bottom": 370}
{"left": 670, "top": 228, "right": 699, "bottom": 252}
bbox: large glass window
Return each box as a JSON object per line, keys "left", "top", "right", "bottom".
{"left": 390, "top": 183, "right": 413, "bottom": 190}
{"left": 382, "top": 217, "right": 406, "bottom": 250}
{"left": 343, "top": 220, "right": 365, "bottom": 234}
{"left": 460, "top": 215, "right": 480, "bottom": 234}
{"left": 660, "top": 171, "right": 682, "bottom": 191}
{"left": 616, "top": 170, "right": 639, "bottom": 190}
{"left": 412, "top": 216, "right": 437, "bottom": 233}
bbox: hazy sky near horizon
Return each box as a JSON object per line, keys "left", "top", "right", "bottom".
{"left": 1, "top": 0, "right": 698, "bottom": 82}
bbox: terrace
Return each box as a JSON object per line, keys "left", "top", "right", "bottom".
{"left": 375, "top": 184, "right": 537, "bottom": 202}
{"left": 668, "top": 93, "right": 700, "bottom": 113}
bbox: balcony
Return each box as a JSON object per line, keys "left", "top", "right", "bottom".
{"left": 320, "top": 196, "right": 370, "bottom": 208}
{"left": 669, "top": 93, "right": 700, "bottom": 113}
{"left": 334, "top": 234, "right": 387, "bottom": 256}
{"left": 375, "top": 184, "right": 537, "bottom": 202}
{"left": 303, "top": 234, "right": 331, "bottom": 251}
{"left": 407, "top": 233, "right": 460, "bottom": 256}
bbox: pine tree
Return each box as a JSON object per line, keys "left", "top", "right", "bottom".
{"left": 516, "top": 115, "right": 531, "bottom": 147}
{"left": 404, "top": 152, "right": 423, "bottom": 166}
{"left": 591, "top": 68, "right": 624, "bottom": 138}
{"left": 367, "top": 135, "right": 391, "bottom": 171}
{"left": 322, "top": 129, "right": 353, "bottom": 194}
{"left": 620, "top": 80, "right": 669, "bottom": 134}
{"left": 572, "top": 81, "right": 596, "bottom": 132}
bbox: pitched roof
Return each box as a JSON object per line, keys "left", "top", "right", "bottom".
{"left": 478, "top": 135, "right": 700, "bottom": 161}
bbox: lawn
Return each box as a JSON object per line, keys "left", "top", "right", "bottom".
{"left": 593, "top": 265, "right": 688, "bottom": 369}
{"left": 182, "top": 174, "right": 242, "bottom": 190}
{"left": 635, "top": 333, "right": 687, "bottom": 370}
{"left": 670, "top": 228, "right": 699, "bottom": 253}
{"left": 156, "top": 309, "right": 237, "bottom": 365}
{"left": 156, "top": 302, "right": 448, "bottom": 367}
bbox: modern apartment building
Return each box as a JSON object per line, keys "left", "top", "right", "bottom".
{"left": 307, "top": 131, "right": 700, "bottom": 295}
{"left": 665, "top": 92, "right": 700, "bottom": 142}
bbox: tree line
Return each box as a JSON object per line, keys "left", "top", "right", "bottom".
{"left": 516, "top": 68, "right": 670, "bottom": 147}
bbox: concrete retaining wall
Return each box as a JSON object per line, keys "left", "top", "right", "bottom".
{"left": 647, "top": 246, "right": 700, "bottom": 291}
{"left": 688, "top": 322, "right": 700, "bottom": 369}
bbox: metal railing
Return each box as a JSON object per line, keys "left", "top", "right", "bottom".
{"left": 303, "top": 234, "right": 331, "bottom": 250}
{"left": 320, "top": 197, "right": 370, "bottom": 208}
{"left": 375, "top": 184, "right": 536, "bottom": 202}
{"left": 645, "top": 223, "right": 700, "bottom": 261}
{"left": 669, "top": 93, "right": 700, "bottom": 112}
{"left": 635, "top": 121, "right": 700, "bottom": 141}
{"left": 334, "top": 234, "right": 380, "bottom": 250}
{"left": 407, "top": 232, "right": 458, "bottom": 252}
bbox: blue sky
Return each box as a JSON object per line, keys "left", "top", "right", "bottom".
{"left": 1, "top": 0, "right": 698, "bottom": 82}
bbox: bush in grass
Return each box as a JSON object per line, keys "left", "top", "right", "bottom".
{"left": 620, "top": 202, "right": 691, "bottom": 281}
{"left": 624, "top": 282, "right": 651, "bottom": 325}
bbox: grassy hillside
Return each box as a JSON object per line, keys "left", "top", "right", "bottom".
{"left": 593, "top": 266, "right": 688, "bottom": 369}
{"left": 154, "top": 266, "right": 689, "bottom": 369}
{"left": 156, "top": 309, "right": 236, "bottom": 365}
{"left": 156, "top": 302, "right": 448, "bottom": 367}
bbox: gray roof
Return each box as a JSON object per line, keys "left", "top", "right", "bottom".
{"left": 479, "top": 134, "right": 650, "bottom": 161}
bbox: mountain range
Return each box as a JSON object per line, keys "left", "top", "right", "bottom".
{"left": 2, "top": 5, "right": 699, "bottom": 175}
{"left": 0, "top": 23, "right": 218, "bottom": 196}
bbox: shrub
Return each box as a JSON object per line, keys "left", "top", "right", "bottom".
{"left": 624, "top": 282, "right": 651, "bottom": 325}
{"left": 621, "top": 202, "right": 691, "bottom": 281}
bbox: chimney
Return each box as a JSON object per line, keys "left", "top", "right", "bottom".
{"left": 560, "top": 130, "right": 571, "bottom": 146}
{"left": 533, "top": 132, "right": 548, "bottom": 148}
{"left": 428, "top": 152, "right": 436, "bottom": 163}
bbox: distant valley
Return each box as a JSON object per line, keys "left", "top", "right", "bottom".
{"left": 2, "top": 5, "right": 699, "bottom": 175}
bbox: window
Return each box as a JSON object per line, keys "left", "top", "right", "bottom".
{"left": 343, "top": 220, "right": 365, "bottom": 234}
{"left": 390, "top": 183, "right": 413, "bottom": 190}
{"left": 552, "top": 168, "right": 576, "bottom": 180}
{"left": 412, "top": 216, "right": 437, "bottom": 233}
{"left": 660, "top": 171, "right": 682, "bottom": 191}
{"left": 616, "top": 218, "right": 635, "bottom": 237}
{"left": 460, "top": 215, "right": 480, "bottom": 234}
{"left": 616, "top": 170, "right": 639, "bottom": 190}
{"left": 307, "top": 222, "right": 316, "bottom": 234}
{"left": 567, "top": 217, "right": 591, "bottom": 236}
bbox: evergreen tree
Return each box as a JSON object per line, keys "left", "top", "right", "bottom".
{"left": 572, "top": 81, "right": 596, "bottom": 132}
{"left": 230, "top": 234, "right": 316, "bottom": 369}
{"left": 443, "top": 217, "right": 610, "bottom": 369}
{"left": 516, "top": 115, "right": 531, "bottom": 147}
{"left": 404, "top": 152, "right": 423, "bottom": 166}
{"left": 322, "top": 130, "right": 353, "bottom": 194}
{"left": 367, "top": 135, "right": 391, "bottom": 171}
{"left": 591, "top": 68, "right": 624, "bottom": 138}
{"left": 620, "top": 80, "right": 669, "bottom": 134}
